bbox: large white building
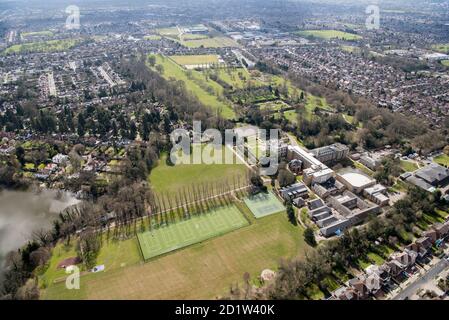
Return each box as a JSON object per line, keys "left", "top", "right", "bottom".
{"left": 288, "top": 146, "right": 335, "bottom": 184}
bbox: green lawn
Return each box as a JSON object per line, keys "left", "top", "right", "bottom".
{"left": 137, "top": 204, "right": 249, "bottom": 261}
{"left": 296, "top": 30, "right": 362, "bottom": 41}
{"left": 441, "top": 60, "right": 449, "bottom": 67}
{"left": 432, "top": 44, "right": 449, "bottom": 53}
{"left": 41, "top": 207, "right": 309, "bottom": 299}
{"left": 3, "top": 38, "right": 83, "bottom": 55}
{"left": 210, "top": 68, "right": 265, "bottom": 89}
{"left": 434, "top": 154, "right": 449, "bottom": 167}
{"left": 170, "top": 54, "right": 219, "bottom": 66}
{"left": 400, "top": 160, "right": 418, "bottom": 172}
{"left": 148, "top": 54, "right": 236, "bottom": 119}
{"left": 148, "top": 148, "right": 248, "bottom": 196}
{"left": 22, "top": 30, "right": 53, "bottom": 38}
{"left": 243, "top": 192, "right": 285, "bottom": 219}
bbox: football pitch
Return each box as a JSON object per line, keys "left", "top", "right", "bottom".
{"left": 244, "top": 192, "right": 286, "bottom": 219}
{"left": 137, "top": 204, "right": 249, "bottom": 261}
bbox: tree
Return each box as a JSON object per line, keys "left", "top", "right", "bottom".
{"left": 278, "top": 168, "right": 296, "bottom": 188}
{"left": 77, "top": 113, "right": 86, "bottom": 137}
{"left": 286, "top": 202, "right": 297, "bottom": 226}
{"left": 304, "top": 227, "right": 317, "bottom": 247}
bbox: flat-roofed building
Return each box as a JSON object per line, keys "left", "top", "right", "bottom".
{"left": 311, "top": 143, "right": 349, "bottom": 165}
{"left": 337, "top": 171, "right": 376, "bottom": 194}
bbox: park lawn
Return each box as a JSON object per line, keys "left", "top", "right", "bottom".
{"left": 434, "top": 154, "right": 449, "bottom": 167}
{"left": 211, "top": 68, "right": 265, "bottom": 89}
{"left": 148, "top": 149, "right": 248, "bottom": 197}
{"left": 42, "top": 210, "right": 310, "bottom": 300}
{"left": 296, "top": 30, "right": 362, "bottom": 41}
{"left": 432, "top": 44, "right": 449, "bottom": 53}
{"left": 441, "top": 60, "right": 449, "bottom": 67}
{"left": 149, "top": 54, "right": 236, "bottom": 119}
{"left": 170, "top": 54, "right": 219, "bottom": 66}
{"left": 400, "top": 160, "right": 418, "bottom": 172}
{"left": 181, "top": 36, "right": 239, "bottom": 48}
{"left": 3, "top": 38, "right": 83, "bottom": 55}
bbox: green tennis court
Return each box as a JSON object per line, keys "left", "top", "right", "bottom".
{"left": 137, "top": 204, "right": 249, "bottom": 261}
{"left": 244, "top": 192, "right": 286, "bottom": 218}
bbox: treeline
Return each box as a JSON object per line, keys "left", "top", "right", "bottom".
{"left": 229, "top": 187, "right": 447, "bottom": 300}
{"left": 286, "top": 71, "right": 447, "bottom": 153}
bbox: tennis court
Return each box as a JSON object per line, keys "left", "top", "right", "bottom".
{"left": 137, "top": 204, "right": 249, "bottom": 261}
{"left": 244, "top": 192, "right": 286, "bottom": 219}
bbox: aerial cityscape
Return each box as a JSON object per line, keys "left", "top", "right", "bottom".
{"left": 0, "top": 0, "right": 449, "bottom": 305}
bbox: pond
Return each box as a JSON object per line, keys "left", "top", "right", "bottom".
{"left": 0, "top": 189, "right": 79, "bottom": 282}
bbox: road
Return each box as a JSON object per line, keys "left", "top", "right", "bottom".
{"left": 393, "top": 258, "right": 449, "bottom": 300}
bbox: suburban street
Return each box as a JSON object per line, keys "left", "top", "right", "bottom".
{"left": 393, "top": 258, "right": 449, "bottom": 300}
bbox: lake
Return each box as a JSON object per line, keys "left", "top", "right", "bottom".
{"left": 0, "top": 189, "right": 79, "bottom": 282}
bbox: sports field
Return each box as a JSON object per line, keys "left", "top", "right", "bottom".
{"left": 41, "top": 205, "right": 309, "bottom": 300}
{"left": 296, "top": 30, "right": 362, "bottom": 41}
{"left": 170, "top": 54, "right": 219, "bottom": 66}
{"left": 3, "top": 38, "right": 83, "bottom": 55}
{"left": 137, "top": 204, "right": 249, "bottom": 261}
{"left": 148, "top": 54, "right": 236, "bottom": 119}
{"left": 244, "top": 192, "right": 285, "bottom": 218}
{"left": 148, "top": 148, "right": 248, "bottom": 197}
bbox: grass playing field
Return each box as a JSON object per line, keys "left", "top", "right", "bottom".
{"left": 148, "top": 54, "right": 236, "bottom": 119}
{"left": 296, "top": 30, "right": 362, "bottom": 41}
{"left": 41, "top": 205, "right": 309, "bottom": 300}
{"left": 137, "top": 204, "right": 249, "bottom": 261}
{"left": 244, "top": 192, "right": 285, "bottom": 218}
{"left": 170, "top": 54, "right": 219, "bottom": 66}
{"left": 3, "top": 38, "right": 83, "bottom": 55}
{"left": 148, "top": 148, "right": 248, "bottom": 197}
